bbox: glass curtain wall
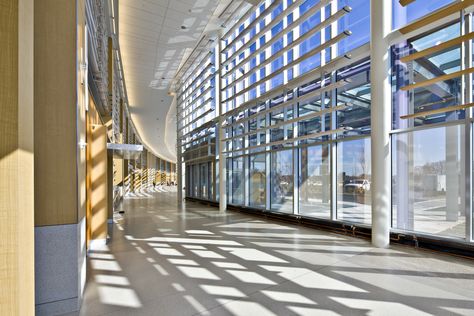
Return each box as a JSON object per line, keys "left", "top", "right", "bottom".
{"left": 299, "top": 144, "right": 330, "bottom": 217}
{"left": 392, "top": 20, "right": 466, "bottom": 238}
{"left": 270, "top": 149, "right": 294, "bottom": 213}
{"left": 250, "top": 154, "right": 266, "bottom": 208}
{"left": 177, "top": 0, "right": 474, "bottom": 243}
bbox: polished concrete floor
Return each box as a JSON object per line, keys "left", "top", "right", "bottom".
{"left": 68, "top": 187, "right": 474, "bottom": 316}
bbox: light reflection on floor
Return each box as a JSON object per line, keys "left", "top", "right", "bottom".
{"left": 66, "top": 189, "right": 474, "bottom": 316}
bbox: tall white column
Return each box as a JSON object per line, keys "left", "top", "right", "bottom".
{"left": 217, "top": 37, "right": 227, "bottom": 211}
{"left": 175, "top": 94, "right": 184, "bottom": 205}
{"left": 370, "top": 0, "right": 392, "bottom": 248}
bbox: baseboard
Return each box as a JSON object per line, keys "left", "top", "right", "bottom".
{"left": 35, "top": 296, "right": 79, "bottom": 316}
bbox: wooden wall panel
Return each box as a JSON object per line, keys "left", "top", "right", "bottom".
{"left": 90, "top": 125, "right": 108, "bottom": 241}
{"left": 0, "top": 0, "right": 35, "bottom": 314}
{"left": 34, "top": 0, "right": 78, "bottom": 226}
{"left": 77, "top": 0, "right": 87, "bottom": 222}
{"left": 107, "top": 153, "right": 113, "bottom": 220}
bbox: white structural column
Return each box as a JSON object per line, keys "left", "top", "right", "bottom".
{"left": 176, "top": 97, "right": 184, "bottom": 204}
{"left": 370, "top": 0, "right": 392, "bottom": 248}
{"left": 217, "top": 37, "right": 227, "bottom": 211}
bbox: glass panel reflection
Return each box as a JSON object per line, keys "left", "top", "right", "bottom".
{"left": 299, "top": 144, "right": 331, "bottom": 218}
{"left": 337, "top": 138, "right": 371, "bottom": 224}
{"left": 271, "top": 149, "right": 294, "bottom": 213}
{"left": 250, "top": 154, "right": 266, "bottom": 208}
{"left": 392, "top": 125, "right": 465, "bottom": 238}
{"left": 232, "top": 157, "right": 244, "bottom": 205}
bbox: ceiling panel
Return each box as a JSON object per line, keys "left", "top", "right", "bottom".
{"left": 120, "top": 0, "right": 221, "bottom": 162}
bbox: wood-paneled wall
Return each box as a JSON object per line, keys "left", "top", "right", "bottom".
{"left": 34, "top": 0, "right": 78, "bottom": 226}
{"left": 90, "top": 125, "right": 108, "bottom": 241}
{"left": 0, "top": 0, "right": 35, "bottom": 314}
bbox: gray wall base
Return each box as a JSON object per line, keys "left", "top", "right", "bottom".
{"left": 35, "top": 217, "right": 86, "bottom": 315}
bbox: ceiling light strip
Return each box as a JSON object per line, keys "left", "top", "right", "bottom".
{"left": 222, "top": 30, "right": 351, "bottom": 92}
{"left": 222, "top": 103, "right": 349, "bottom": 141}
{"left": 223, "top": 0, "right": 333, "bottom": 68}
{"left": 222, "top": 127, "right": 350, "bottom": 154}
{"left": 221, "top": 32, "right": 351, "bottom": 102}
{"left": 224, "top": 79, "right": 351, "bottom": 128}
{"left": 222, "top": 53, "right": 351, "bottom": 119}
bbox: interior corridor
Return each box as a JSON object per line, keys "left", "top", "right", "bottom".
{"left": 70, "top": 190, "right": 474, "bottom": 316}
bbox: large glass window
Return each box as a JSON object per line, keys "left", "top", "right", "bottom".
{"left": 392, "top": 0, "right": 455, "bottom": 30}
{"left": 392, "top": 23, "right": 463, "bottom": 129}
{"left": 337, "top": 138, "right": 371, "bottom": 224}
{"left": 299, "top": 144, "right": 331, "bottom": 218}
{"left": 336, "top": 59, "right": 371, "bottom": 137}
{"left": 200, "top": 163, "right": 208, "bottom": 199}
{"left": 392, "top": 125, "right": 465, "bottom": 238}
{"left": 270, "top": 149, "right": 294, "bottom": 213}
{"left": 249, "top": 154, "right": 266, "bottom": 208}
{"left": 232, "top": 157, "right": 244, "bottom": 205}
{"left": 338, "top": 0, "right": 370, "bottom": 55}
{"left": 193, "top": 164, "right": 200, "bottom": 198}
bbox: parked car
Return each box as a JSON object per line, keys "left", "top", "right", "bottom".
{"left": 344, "top": 179, "right": 370, "bottom": 193}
